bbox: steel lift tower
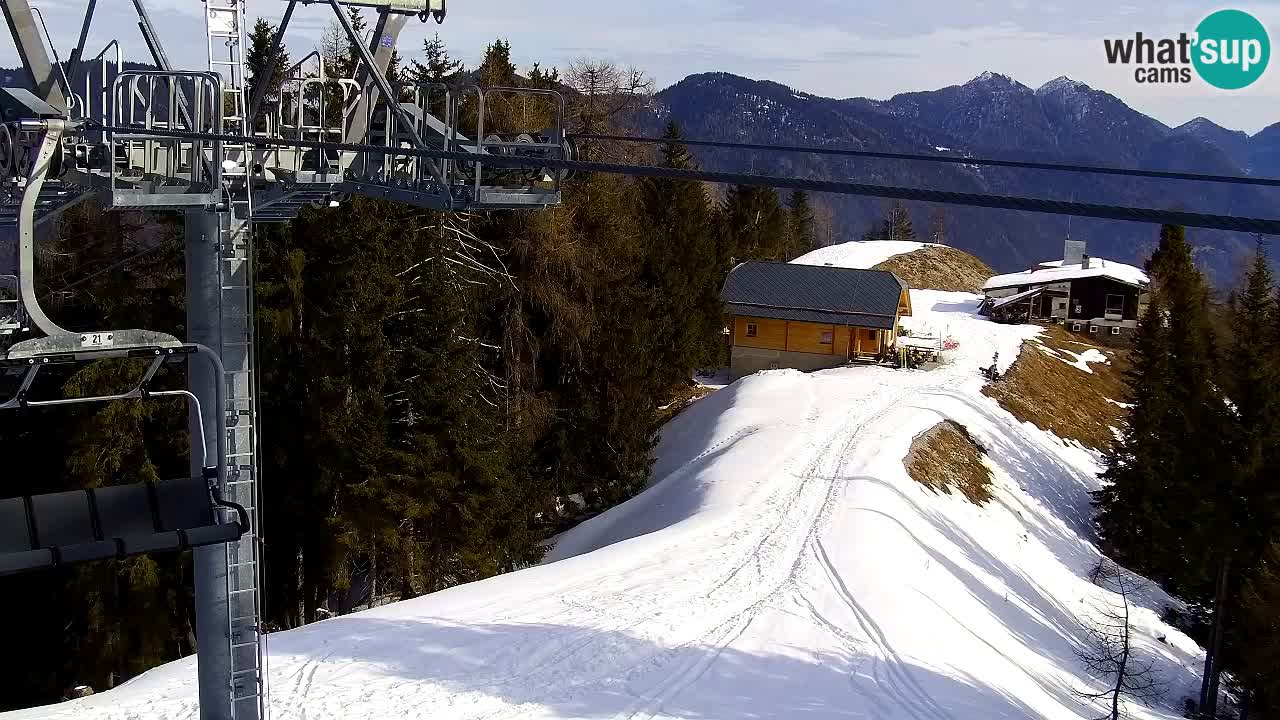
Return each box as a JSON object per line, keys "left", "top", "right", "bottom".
{"left": 0, "top": 2, "right": 569, "bottom": 718}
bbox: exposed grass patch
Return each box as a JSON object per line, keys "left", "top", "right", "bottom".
{"left": 905, "top": 420, "right": 994, "bottom": 505}
{"left": 982, "top": 325, "right": 1132, "bottom": 450}
{"left": 656, "top": 383, "right": 717, "bottom": 424}
{"left": 873, "top": 246, "right": 994, "bottom": 293}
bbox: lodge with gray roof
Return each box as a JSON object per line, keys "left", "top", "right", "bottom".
{"left": 721, "top": 261, "right": 912, "bottom": 379}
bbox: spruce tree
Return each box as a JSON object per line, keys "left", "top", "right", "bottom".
{"left": 1096, "top": 293, "right": 1179, "bottom": 578}
{"left": 245, "top": 18, "right": 290, "bottom": 124}
{"left": 477, "top": 38, "right": 516, "bottom": 86}
{"left": 410, "top": 32, "right": 464, "bottom": 86}
{"left": 638, "top": 121, "right": 720, "bottom": 383}
{"left": 409, "top": 32, "right": 464, "bottom": 117}
{"left": 1097, "top": 225, "right": 1232, "bottom": 599}
{"left": 861, "top": 201, "right": 917, "bottom": 243}
{"left": 1225, "top": 240, "right": 1279, "bottom": 566}
{"left": 721, "top": 185, "right": 786, "bottom": 262}
{"left": 1237, "top": 541, "right": 1280, "bottom": 713}
{"left": 786, "top": 190, "right": 816, "bottom": 261}
{"left": 886, "top": 202, "right": 916, "bottom": 242}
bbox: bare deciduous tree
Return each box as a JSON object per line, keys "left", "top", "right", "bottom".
{"left": 563, "top": 60, "right": 653, "bottom": 162}
{"left": 1077, "top": 560, "right": 1166, "bottom": 720}
{"left": 929, "top": 206, "right": 948, "bottom": 246}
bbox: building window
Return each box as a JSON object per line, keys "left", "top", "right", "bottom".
{"left": 1071, "top": 322, "right": 1082, "bottom": 332}
{"left": 746, "top": 323, "right": 758, "bottom": 338}
{"left": 1089, "top": 325, "right": 1099, "bottom": 334}
{"left": 1110, "top": 326, "right": 1122, "bottom": 335}
{"left": 820, "top": 331, "right": 833, "bottom": 345}
{"left": 1105, "top": 294, "right": 1125, "bottom": 317}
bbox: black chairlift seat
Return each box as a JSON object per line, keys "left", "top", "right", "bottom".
{"left": 0, "top": 477, "right": 247, "bottom": 576}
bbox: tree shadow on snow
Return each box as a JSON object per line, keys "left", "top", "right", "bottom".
{"left": 916, "top": 389, "right": 1103, "bottom": 574}
{"left": 263, "top": 615, "right": 1052, "bottom": 720}
{"left": 843, "top": 478, "right": 1087, "bottom": 713}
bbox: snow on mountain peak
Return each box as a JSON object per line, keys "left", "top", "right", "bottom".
{"left": 1183, "top": 116, "right": 1218, "bottom": 129}
{"left": 968, "top": 71, "right": 1025, "bottom": 89}
{"left": 1036, "top": 75, "right": 1089, "bottom": 96}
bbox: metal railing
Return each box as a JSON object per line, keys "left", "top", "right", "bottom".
{"left": 108, "top": 70, "right": 223, "bottom": 204}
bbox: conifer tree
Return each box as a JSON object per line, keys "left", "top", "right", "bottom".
{"left": 1096, "top": 292, "right": 1179, "bottom": 577}
{"left": 409, "top": 32, "right": 464, "bottom": 116}
{"left": 1225, "top": 240, "right": 1279, "bottom": 565}
{"left": 863, "top": 201, "right": 917, "bottom": 242}
{"left": 477, "top": 38, "right": 516, "bottom": 86}
{"left": 638, "top": 122, "right": 720, "bottom": 383}
{"left": 411, "top": 33, "right": 465, "bottom": 86}
{"left": 1237, "top": 541, "right": 1280, "bottom": 713}
{"left": 721, "top": 185, "right": 786, "bottom": 262}
{"left": 1097, "top": 225, "right": 1231, "bottom": 598}
{"left": 785, "top": 190, "right": 816, "bottom": 261}
{"left": 245, "top": 18, "right": 290, "bottom": 122}
{"left": 887, "top": 202, "right": 916, "bottom": 242}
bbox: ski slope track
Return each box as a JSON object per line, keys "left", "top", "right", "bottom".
{"left": 8, "top": 288, "right": 1205, "bottom": 717}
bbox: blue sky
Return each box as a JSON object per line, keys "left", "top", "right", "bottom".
{"left": 6, "top": 0, "right": 1280, "bottom": 133}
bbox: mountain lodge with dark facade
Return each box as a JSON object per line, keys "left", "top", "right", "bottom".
{"left": 981, "top": 240, "right": 1149, "bottom": 344}
{"left": 721, "top": 262, "right": 912, "bottom": 380}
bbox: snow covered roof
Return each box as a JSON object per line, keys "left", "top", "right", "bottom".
{"left": 989, "top": 286, "right": 1044, "bottom": 310}
{"left": 722, "top": 261, "right": 906, "bottom": 330}
{"left": 984, "top": 258, "right": 1148, "bottom": 292}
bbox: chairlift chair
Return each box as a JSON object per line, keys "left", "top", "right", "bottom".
{"left": 0, "top": 477, "right": 248, "bottom": 577}
{"left": 0, "top": 109, "right": 249, "bottom": 579}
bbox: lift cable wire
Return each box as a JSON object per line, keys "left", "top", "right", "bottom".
{"left": 38, "top": 237, "right": 177, "bottom": 300}
{"left": 571, "top": 132, "right": 1280, "bottom": 189}
{"left": 86, "top": 121, "right": 1280, "bottom": 235}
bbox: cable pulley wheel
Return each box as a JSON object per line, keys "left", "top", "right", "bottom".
{"left": 512, "top": 134, "right": 541, "bottom": 183}
{"left": 543, "top": 136, "right": 578, "bottom": 183}
{"left": 0, "top": 124, "right": 13, "bottom": 181}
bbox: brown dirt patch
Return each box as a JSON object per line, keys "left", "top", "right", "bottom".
{"left": 657, "top": 383, "right": 717, "bottom": 424}
{"left": 981, "top": 325, "right": 1132, "bottom": 450}
{"left": 873, "top": 245, "right": 995, "bottom": 293}
{"left": 905, "top": 420, "right": 994, "bottom": 504}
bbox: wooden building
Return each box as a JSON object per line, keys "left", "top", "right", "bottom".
{"left": 721, "top": 261, "right": 912, "bottom": 379}
{"left": 980, "top": 240, "right": 1149, "bottom": 344}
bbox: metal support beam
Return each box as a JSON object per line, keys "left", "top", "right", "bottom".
{"left": 328, "top": 0, "right": 448, "bottom": 191}
{"left": 1, "top": 0, "right": 68, "bottom": 111}
{"left": 66, "top": 0, "right": 101, "bottom": 94}
{"left": 18, "top": 121, "right": 70, "bottom": 336}
{"left": 246, "top": 0, "right": 296, "bottom": 133}
{"left": 131, "top": 0, "right": 174, "bottom": 70}
{"left": 186, "top": 209, "right": 234, "bottom": 720}
{"left": 343, "top": 8, "right": 406, "bottom": 146}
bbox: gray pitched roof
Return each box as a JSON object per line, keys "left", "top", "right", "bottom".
{"left": 721, "top": 261, "right": 907, "bottom": 330}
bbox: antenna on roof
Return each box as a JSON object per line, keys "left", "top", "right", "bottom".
{"left": 1066, "top": 192, "right": 1074, "bottom": 240}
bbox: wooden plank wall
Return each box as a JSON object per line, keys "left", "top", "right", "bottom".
{"left": 734, "top": 316, "right": 864, "bottom": 357}
{"left": 733, "top": 316, "right": 787, "bottom": 350}
{"left": 786, "top": 321, "right": 837, "bottom": 355}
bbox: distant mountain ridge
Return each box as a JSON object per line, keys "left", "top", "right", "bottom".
{"left": 2, "top": 65, "right": 1272, "bottom": 281}
{"left": 644, "top": 71, "right": 1276, "bottom": 281}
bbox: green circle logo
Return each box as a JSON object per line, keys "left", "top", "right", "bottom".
{"left": 1193, "top": 9, "right": 1270, "bottom": 89}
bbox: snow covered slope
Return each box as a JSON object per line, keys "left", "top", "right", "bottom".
{"left": 792, "top": 240, "right": 939, "bottom": 270}
{"left": 6, "top": 292, "right": 1204, "bottom": 720}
